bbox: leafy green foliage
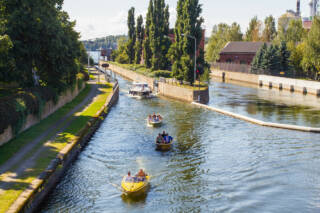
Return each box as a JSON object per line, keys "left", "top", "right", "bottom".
{"left": 82, "top": 35, "right": 126, "bottom": 51}
{"left": 134, "top": 15, "right": 144, "bottom": 64}
{"left": 245, "top": 16, "right": 262, "bottom": 41}
{"left": 301, "top": 17, "right": 320, "bottom": 80}
{"left": 126, "top": 7, "right": 136, "bottom": 64}
{"left": 152, "top": 70, "right": 172, "bottom": 78}
{"left": 169, "top": 0, "right": 204, "bottom": 84}
{"left": 205, "top": 22, "right": 243, "bottom": 63}
{"left": 149, "top": 0, "right": 171, "bottom": 70}
{"left": 262, "top": 16, "right": 276, "bottom": 42}
{"left": 1, "top": 0, "right": 86, "bottom": 90}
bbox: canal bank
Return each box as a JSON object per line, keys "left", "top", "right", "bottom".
{"left": 211, "top": 69, "right": 320, "bottom": 97}
{"left": 108, "top": 63, "right": 209, "bottom": 104}
{"left": 1, "top": 79, "right": 119, "bottom": 213}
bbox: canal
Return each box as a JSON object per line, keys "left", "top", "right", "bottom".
{"left": 40, "top": 77, "right": 320, "bottom": 212}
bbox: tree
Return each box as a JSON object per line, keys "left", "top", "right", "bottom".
{"left": 143, "top": 0, "right": 153, "bottom": 68}
{"left": 126, "top": 7, "right": 136, "bottom": 64}
{"left": 245, "top": 16, "right": 261, "bottom": 41}
{"left": 285, "top": 19, "right": 305, "bottom": 44}
{"left": 205, "top": 22, "right": 242, "bottom": 63}
{"left": 301, "top": 17, "right": 320, "bottom": 80}
{"left": 262, "top": 15, "right": 276, "bottom": 42}
{"left": 278, "top": 41, "right": 290, "bottom": 73}
{"left": 2, "top": 0, "right": 84, "bottom": 89}
{"left": 170, "top": 0, "right": 204, "bottom": 84}
{"left": 149, "top": 0, "right": 171, "bottom": 70}
{"left": 115, "top": 37, "right": 129, "bottom": 64}
{"left": 134, "top": 15, "right": 144, "bottom": 64}
{"left": 251, "top": 43, "right": 267, "bottom": 74}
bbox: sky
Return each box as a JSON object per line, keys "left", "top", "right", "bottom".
{"left": 62, "top": 0, "right": 313, "bottom": 40}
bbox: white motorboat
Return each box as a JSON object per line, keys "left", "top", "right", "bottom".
{"left": 129, "top": 82, "right": 152, "bottom": 99}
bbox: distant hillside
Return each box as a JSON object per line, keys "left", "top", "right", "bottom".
{"left": 82, "top": 35, "right": 127, "bottom": 51}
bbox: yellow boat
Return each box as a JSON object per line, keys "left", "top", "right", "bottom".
{"left": 121, "top": 175, "right": 150, "bottom": 196}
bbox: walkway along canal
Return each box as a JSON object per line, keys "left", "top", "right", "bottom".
{"left": 40, "top": 76, "right": 320, "bottom": 212}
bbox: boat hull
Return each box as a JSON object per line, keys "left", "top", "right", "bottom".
{"left": 156, "top": 141, "right": 173, "bottom": 151}
{"left": 121, "top": 176, "right": 150, "bottom": 196}
{"left": 148, "top": 120, "right": 162, "bottom": 127}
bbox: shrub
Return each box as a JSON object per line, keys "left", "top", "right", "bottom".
{"left": 152, "top": 70, "right": 172, "bottom": 78}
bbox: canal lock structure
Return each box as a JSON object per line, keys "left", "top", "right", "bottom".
{"left": 40, "top": 76, "right": 320, "bottom": 213}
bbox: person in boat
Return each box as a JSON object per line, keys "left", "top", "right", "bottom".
{"left": 128, "top": 171, "right": 131, "bottom": 177}
{"left": 136, "top": 169, "right": 147, "bottom": 181}
{"left": 158, "top": 115, "right": 162, "bottom": 120}
{"left": 156, "top": 133, "right": 164, "bottom": 144}
{"left": 148, "top": 115, "right": 152, "bottom": 121}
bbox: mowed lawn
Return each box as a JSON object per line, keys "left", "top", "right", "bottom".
{"left": 0, "top": 83, "right": 113, "bottom": 213}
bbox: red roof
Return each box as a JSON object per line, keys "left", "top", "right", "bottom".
{"left": 220, "top": 42, "right": 266, "bottom": 54}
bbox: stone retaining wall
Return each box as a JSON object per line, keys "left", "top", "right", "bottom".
{"left": 109, "top": 63, "right": 209, "bottom": 104}
{"left": 211, "top": 69, "right": 320, "bottom": 97}
{"left": 0, "top": 83, "right": 85, "bottom": 146}
{"left": 7, "top": 83, "right": 120, "bottom": 213}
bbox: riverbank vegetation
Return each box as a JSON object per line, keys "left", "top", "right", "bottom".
{"left": 111, "top": 0, "right": 210, "bottom": 85}
{"left": 0, "top": 83, "right": 113, "bottom": 212}
{"left": 206, "top": 14, "right": 320, "bottom": 81}
{"left": 0, "top": 0, "right": 90, "bottom": 139}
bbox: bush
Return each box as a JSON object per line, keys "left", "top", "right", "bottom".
{"left": 152, "top": 70, "right": 172, "bottom": 78}
{"left": 0, "top": 85, "right": 59, "bottom": 135}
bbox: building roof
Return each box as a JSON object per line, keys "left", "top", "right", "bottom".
{"left": 220, "top": 42, "right": 266, "bottom": 54}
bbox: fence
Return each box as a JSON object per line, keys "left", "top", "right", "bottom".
{"left": 211, "top": 62, "right": 251, "bottom": 73}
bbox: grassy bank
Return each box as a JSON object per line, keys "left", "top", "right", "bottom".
{"left": 109, "top": 61, "right": 208, "bottom": 90}
{"left": 0, "top": 83, "right": 113, "bottom": 212}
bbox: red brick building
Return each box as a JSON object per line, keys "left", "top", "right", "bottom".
{"left": 218, "top": 42, "right": 265, "bottom": 65}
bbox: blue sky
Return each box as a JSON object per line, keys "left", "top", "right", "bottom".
{"left": 63, "top": 0, "right": 313, "bottom": 40}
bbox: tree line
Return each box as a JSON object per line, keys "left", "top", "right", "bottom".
{"left": 112, "top": 0, "right": 209, "bottom": 84}
{"left": 206, "top": 15, "right": 320, "bottom": 81}
{"left": 83, "top": 35, "right": 127, "bottom": 51}
{"left": 0, "top": 0, "right": 89, "bottom": 90}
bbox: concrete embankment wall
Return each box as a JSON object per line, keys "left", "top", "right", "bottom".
{"left": 8, "top": 83, "right": 120, "bottom": 213}
{"left": 0, "top": 83, "right": 85, "bottom": 146}
{"left": 109, "top": 63, "right": 209, "bottom": 103}
{"left": 192, "top": 102, "right": 320, "bottom": 133}
{"left": 211, "top": 69, "right": 320, "bottom": 97}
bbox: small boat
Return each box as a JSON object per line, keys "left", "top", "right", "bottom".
{"left": 121, "top": 175, "right": 150, "bottom": 196}
{"left": 147, "top": 115, "right": 163, "bottom": 127}
{"left": 156, "top": 136, "right": 173, "bottom": 151}
{"left": 129, "top": 82, "right": 152, "bottom": 99}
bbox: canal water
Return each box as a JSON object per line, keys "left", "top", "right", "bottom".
{"left": 40, "top": 77, "right": 320, "bottom": 212}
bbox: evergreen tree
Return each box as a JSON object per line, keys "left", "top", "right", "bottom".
{"left": 143, "top": 0, "right": 153, "bottom": 68}
{"left": 126, "top": 7, "right": 136, "bottom": 64}
{"left": 251, "top": 43, "right": 267, "bottom": 74}
{"left": 134, "top": 15, "right": 144, "bottom": 64}
{"left": 278, "top": 41, "right": 290, "bottom": 72}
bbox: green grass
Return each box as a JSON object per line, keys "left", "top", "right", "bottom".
{"left": 109, "top": 61, "right": 209, "bottom": 90}
{"left": 0, "top": 85, "right": 91, "bottom": 167}
{"left": 0, "top": 83, "right": 113, "bottom": 213}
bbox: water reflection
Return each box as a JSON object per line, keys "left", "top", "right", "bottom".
{"left": 210, "top": 79, "right": 320, "bottom": 127}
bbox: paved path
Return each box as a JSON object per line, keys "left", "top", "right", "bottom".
{"left": 0, "top": 70, "right": 103, "bottom": 195}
